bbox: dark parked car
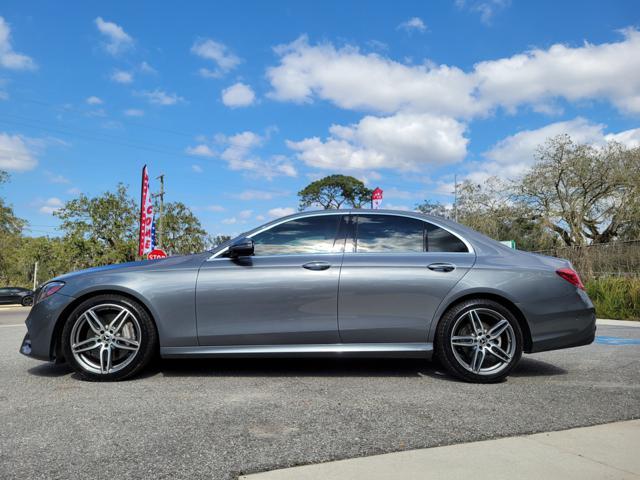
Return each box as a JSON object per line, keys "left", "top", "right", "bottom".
{"left": 0, "top": 287, "right": 34, "bottom": 306}
{"left": 19, "top": 210, "right": 596, "bottom": 383}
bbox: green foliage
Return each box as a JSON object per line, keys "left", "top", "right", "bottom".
{"left": 585, "top": 277, "right": 640, "bottom": 320}
{"left": 298, "top": 174, "right": 373, "bottom": 210}
{"left": 158, "top": 201, "right": 208, "bottom": 254}
{"left": 1, "top": 181, "right": 209, "bottom": 286}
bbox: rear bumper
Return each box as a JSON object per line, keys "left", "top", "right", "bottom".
{"left": 523, "top": 286, "right": 597, "bottom": 353}
{"left": 528, "top": 308, "right": 596, "bottom": 353}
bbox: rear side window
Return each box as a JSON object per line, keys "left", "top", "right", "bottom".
{"left": 252, "top": 215, "right": 343, "bottom": 256}
{"left": 354, "top": 215, "right": 469, "bottom": 253}
{"left": 355, "top": 215, "right": 425, "bottom": 253}
{"left": 425, "top": 223, "right": 469, "bottom": 253}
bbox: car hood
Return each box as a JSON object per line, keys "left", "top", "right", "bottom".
{"left": 50, "top": 253, "right": 208, "bottom": 283}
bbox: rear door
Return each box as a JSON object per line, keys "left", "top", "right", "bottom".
{"left": 338, "top": 213, "right": 476, "bottom": 344}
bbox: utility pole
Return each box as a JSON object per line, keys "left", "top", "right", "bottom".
{"left": 33, "top": 261, "right": 38, "bottom": 290}
{"left": 453, "top": 174, "right": 458, "bottom": 222}
{"left": 152, "top": 174, "right": 165, "bottom": 249}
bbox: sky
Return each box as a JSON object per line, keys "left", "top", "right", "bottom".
{"left": 0, "top": 0, "right": 639, "bottom": 238}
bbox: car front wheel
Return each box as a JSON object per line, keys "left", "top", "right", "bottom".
{"left": 61, "top": 294, "right": 157, "bottom": 381}
{"left": 436, "top": 299, "right": 523, "bottom": 383}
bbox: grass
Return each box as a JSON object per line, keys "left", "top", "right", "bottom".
{"left": 585, "top": 276, "right": 640, "bottom": 321}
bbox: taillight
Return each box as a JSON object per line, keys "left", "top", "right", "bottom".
{"left": 556, "top": 268, "right": 585, "bottom": 290}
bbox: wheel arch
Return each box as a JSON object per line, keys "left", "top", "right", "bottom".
{"left": 51, "top": 288, "right": 159, "bottom": 362}
{"left": 431, "top": 292, "right": 533, "bottom": 353}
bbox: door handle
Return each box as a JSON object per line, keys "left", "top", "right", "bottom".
{"left": 302, "top": 261, "right": 331, "bottom": 271}
{"left": 427, "top": 262, "right": 456, "bottom": 272}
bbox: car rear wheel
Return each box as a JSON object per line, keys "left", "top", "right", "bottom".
{"left": 435, "top": 299, "right": 523, "bottom": 383}
{"left": 21, "top": 295, "right": 33, "bottom": 307}
{"left": 61, "top": 294, "right": 157, "bottom": 381}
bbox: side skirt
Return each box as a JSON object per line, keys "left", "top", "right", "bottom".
{"left": 161, "top": 342, "right": 433, "bottom": 359}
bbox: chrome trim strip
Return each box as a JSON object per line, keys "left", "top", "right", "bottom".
{"left": 208, "top": 210, "right": 474, "bottom": 260}
{"left": 161, "top": 342, "right": 433, "bottom": 357}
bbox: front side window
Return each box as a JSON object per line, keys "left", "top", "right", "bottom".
{"left": 354, "top": 214, "right": 469, "bottom": 253}
{"left": 251, "top": 215, "right": 343, "bottom": 256}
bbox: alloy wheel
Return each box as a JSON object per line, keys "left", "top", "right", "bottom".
{"left": 70, "top": 303, "right": 141, "bottom": 375}
{"left": 449, "top": 308, "right": 516, "bottom": 375}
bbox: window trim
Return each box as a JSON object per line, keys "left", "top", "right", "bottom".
{"left": 208, "top": 211, "right": 474, "bottom": 260}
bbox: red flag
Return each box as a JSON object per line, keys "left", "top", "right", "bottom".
{"left": 372, "top": 187, "right": 383, "bottom": 209}
{"left": 138, "top": 165, "right": 154, "bottom": 256}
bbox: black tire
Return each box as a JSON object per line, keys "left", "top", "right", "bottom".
{"left": 435, "top": 298, "right": 523, "bottom": 383}
{"left": 61, "top": 294, "right": 158, "bottom": 381}
{"left": 21, "top": 295, "right": 33, "bottom": 307}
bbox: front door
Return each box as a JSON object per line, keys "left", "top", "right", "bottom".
{"left": 196, "top": 213, "right": 348, "bottom": 345}
{"left": 338, "top": 214, "right": 476, "bottom": 344}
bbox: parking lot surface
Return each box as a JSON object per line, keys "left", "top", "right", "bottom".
{"left": 1, "top": 308, "right": 639, "bottom": 480}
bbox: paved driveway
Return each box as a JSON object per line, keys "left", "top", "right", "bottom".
{"left": 1, "top": 308, "right": 639, "bottom": 480}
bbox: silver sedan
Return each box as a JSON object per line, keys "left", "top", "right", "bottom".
{"left": 20, "top": 210, "right": 596, "bottom": 383}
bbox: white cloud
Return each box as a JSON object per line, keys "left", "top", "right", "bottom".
{"left": 267, "top": 35, "right": 478, "bottom": 117}
{"left": 221, "top": 82, "right": 256, "bottom": 107}
{"left": 46, "top": 172, "right": 70, "bottom": 184}
{"left": 139, "top": 61, "right": 156, "bottom": 74}
{"left": 288, "top": 112, "right": 468, "bottom": 171}
{"left": 123, "top": 108, "right": 144, "bottom": 117}
{"left": 456, "top": 0, "right": 511, "bottom": 25}
{"left": 222, "top": 217, "right": 238, "bottom": 224}
{"left": 217, "top": 131, "right": 297, "bottom": 179}
{"left": 38, "top": 197, "right": 63, "bottom": 215}
{"left": 233, "top": 189, "right": 286, "bottom": 201}
{"left": 483, "top": 118, "right": 606, "bottom": 178}
{"left": 397, "top": 17, "right": 427, "bottom": 33}
{"left": 605, "top": 128, "right": 640, "bottom": 148}
{"left": 191, "top": 38, "right": 241, "bottom": 77}
{"left": 111, "top": 70, "right": 133, "bottom": 84}
{"left": 0, "top": 17, "right": 36, "bottom": 70}
{"left": 85, "top": 96, "right": 103, "bottom": 105}
{"left": 239, "top": 209, "right": 253, "bottom": 219}
{"left": 268, "top": 207, "right": 296, "bottom": 218}
{"left": 0, "top": 133, "right": 37, "bottom": 171}
{"left": 474, "top": 28, "right": 640, "bottom": 114}
{"left": 95, "top": 17, "right": 133, "bottom": 56}
{"left": 191, "top": 164, "right": 203, "bottom": 173}
{"left": 139, "top": 89, "right": 184, "bottom": 106}
{"left": 205, "top": 204, "right": 225, "bottom": 212}
{"left": 268, "top": 30, "right": 640, "bottom": 116}
{"left": 186, "top": 144, "right": 215, "bottom": 157}
{"left": 67, "top": 187, "right": 81, "bottom": 195}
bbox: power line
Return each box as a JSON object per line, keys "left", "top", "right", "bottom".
{"left": 0, "top": 113, "right": 190, "bottom": 158}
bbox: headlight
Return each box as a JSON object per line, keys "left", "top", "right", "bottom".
{"left": 36, "top": 281, "right": 65, "bottom": 304}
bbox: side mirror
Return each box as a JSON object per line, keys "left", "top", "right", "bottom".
{"left": 228, "top": 237, "right": 254, "bottom": 258}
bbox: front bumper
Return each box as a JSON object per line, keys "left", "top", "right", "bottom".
{"left": 19, "top": 293, "right": 75, "bottom": 361}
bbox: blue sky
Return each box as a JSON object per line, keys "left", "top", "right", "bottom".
{"left": 0, "top": 0, "right": 639, "bottom": 237}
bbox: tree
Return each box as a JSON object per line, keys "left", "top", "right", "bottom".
{"left": 159, "top": 201, "right": 208, "bottom": 254}
{"left": 207, "top": 234, "right": 232, "bottom": 249}
{"left": 298, "top": 174, "right": 373, "bottom": 210}
{"left": 54, "top": 183, "right": 138, "bottom": 266}
{"left": 519, "top": 135, "right": 640, "bottom": 246}
{"left": 417, "top": 176, "right": 557, "bottom": 251}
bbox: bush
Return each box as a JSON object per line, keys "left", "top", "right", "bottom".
{"left": 585, "top": 277, "right": 640, "bottom": 320}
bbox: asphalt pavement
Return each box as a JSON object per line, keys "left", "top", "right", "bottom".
{"left": 1, "top": 307, "right": 639, "bottom": 480}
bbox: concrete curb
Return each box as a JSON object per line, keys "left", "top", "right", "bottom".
{"left": 597, "top": 319, "right": 640, "bottom": 327}
{"left": 240, "top": 420, "right": 640, "bottom": 479}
